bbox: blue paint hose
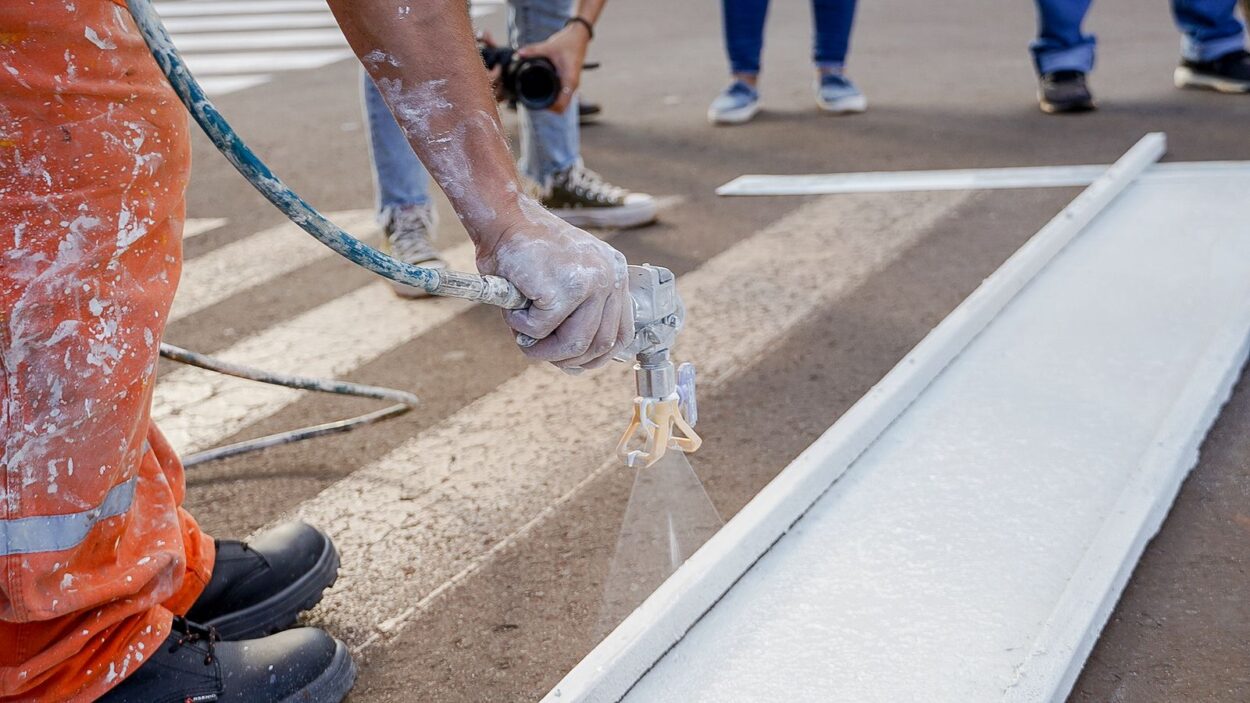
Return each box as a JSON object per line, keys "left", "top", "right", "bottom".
{"left": 123, "top": 0, "right": 527, "bottom": 464}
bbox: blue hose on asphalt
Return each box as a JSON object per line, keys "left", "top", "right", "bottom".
{"left": 124, "top": 0, "right": 526, "bottom": 465}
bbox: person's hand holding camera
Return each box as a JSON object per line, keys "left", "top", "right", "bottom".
{"left": 516, "top": 3, "right": 603, "bottom": 114}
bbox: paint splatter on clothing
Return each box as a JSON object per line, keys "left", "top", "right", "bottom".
{"left": 1, "top": 3, "right": 213, "bottom": 701}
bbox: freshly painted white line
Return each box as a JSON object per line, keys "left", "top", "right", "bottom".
{"left": 171, "top": 28, "right": 347, "bottom": 52}
{"left": 181, "top": 50, "right": 354, "bottom": 76}
{"left": 154, "top": 240, "right": 477, "bottom": 455}
{"left": 161, "top": 13, "right": 338, "bottom": 33}
{"left": 546, "top": 133, "right": 1167, "bottom": 703}
{"left": 715, "top": 159, "right": 1250, "bottom": 196}
{"left": 171, "top": 210, "right": 374, "bottom": 323}
{"left": 181, "top": 217, "right": 226, "bottom": 240}
{"left": 154, "top": 0, "right": 331, "bottom": 17}
{"left": 196, "top": 74, "right": 271, "bottom": 96}
{"left": 623, "top": 161, "right": 1250, "bottom": 703}
{"left": 276, "top": 187, "right": 974, "bottom": 650}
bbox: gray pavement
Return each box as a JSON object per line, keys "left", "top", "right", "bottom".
{"left": 165, "top": 0, "right": 1250, "bottom": 699}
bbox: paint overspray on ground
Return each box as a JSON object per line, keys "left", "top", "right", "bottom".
{"left": 596, "top": 450, "right": 723, "bottom": 638}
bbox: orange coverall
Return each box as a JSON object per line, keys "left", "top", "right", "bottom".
{"left": 1, "top": 1, "right": 214, "bottom": 700}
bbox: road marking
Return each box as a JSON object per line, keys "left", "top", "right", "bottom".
{"left": 155, "top": 0, "right": 506, "bottom": 96}
{"left": 182, "top": 217, "right": 227, "bottom": 240}
{"left": 195, "top": 74, "right": 272, "bottom": 95}
{"left": 171, "top": 210, "right": 374, "bottom": 323}
{"left": 162, "top": 13, "right": 339, "bottom": 33}
{"left": 170, "top": 28, "right": 348, "bottom": 53}
{"left": 271, "top": 189, "right": 973, "bottom": 650}
{"left": 716, "top": 160, "right": 1250, "bottom": 196}
{"left": 181, "top": 49, "right": 356, "bottom": 77}
{"left": 154, "top": 0, "right": 337, "bottom": 16}
{"left": 154, "top": 241, "right": 478, "bottom": 455}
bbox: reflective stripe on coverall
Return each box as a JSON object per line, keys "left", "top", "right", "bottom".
{"left": 1, "top": 2, "right": 215, "bottom": 700}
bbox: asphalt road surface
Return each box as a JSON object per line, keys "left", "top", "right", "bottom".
{"left": 155, "top": 0, "right": 1250, "bottom": 699}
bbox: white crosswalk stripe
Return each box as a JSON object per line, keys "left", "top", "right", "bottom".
{"left": 154, "top": 0, "right": 505, "bottom": 97}
{"left": 171, "top": 210, "right": 374, "bottom": 323}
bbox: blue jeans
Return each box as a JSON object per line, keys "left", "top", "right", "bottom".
{"left": 1031, "top": 0, "right": 1245, "bottom": 74}
{"left": 361, "top": 0, "right": 580, "bottom": 216}
{"left": 721, "top": 0, "right": 859, "bottom": 75}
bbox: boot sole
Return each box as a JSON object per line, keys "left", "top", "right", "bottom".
{"left": 549, "top": 200, "right": 659, "bottom": 229}
{"left": 1174, "top": 66, "right": 1250, "bottom": 93}
{"left": 281, "top": 639, "right": 357, "bottom": 703}
{"left": 708, "top": 102, "right": 760, "bottom": 125}
{"left": 816, "top": 94, "right": 867, "bottom": 114}
{"left": 204, "top": 527, "right": 341, "bottom": 640}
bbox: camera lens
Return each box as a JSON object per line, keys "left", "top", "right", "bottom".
{"left": 513, "top": 57, "right": 561, "bottom": 110}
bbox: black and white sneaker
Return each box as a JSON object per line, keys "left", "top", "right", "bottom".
{"left": 382, "top": 204, "right": 447, "bottom": 299}
{"left": 99, "top": 618, "right": 356, "bottom": 703}
{"left": 542, "top": 162, "right": 658, "bottom": 229}
{"left": 1038, "top": 70, "right": 1096, "bottom": 113}
{"left": 186, "top": 521, "right": 339, "bottom": 641}
{"left": 1175, "top": 49, "right": 1250, "bottom": 93}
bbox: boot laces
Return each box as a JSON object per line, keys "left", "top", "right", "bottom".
{"left": 559, "top": 163, "right": 628, "bottom": 204}
{"left": 385, "top": 206, "right": 440, "bottom": 265}
{"left": 170, "top": 617, "right": 221, "bottom": 666}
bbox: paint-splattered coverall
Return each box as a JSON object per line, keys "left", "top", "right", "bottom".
{"left": 1, "top": 1, "right": 215, "bottom": 700}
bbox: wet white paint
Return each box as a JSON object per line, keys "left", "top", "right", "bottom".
{"left": 716, "top": 160, "right": 1250, "bottom": 196}
{"left": 622, "top": 169, "right": 1250, "bottom": 703}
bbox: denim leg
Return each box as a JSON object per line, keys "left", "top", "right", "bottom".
{"left": 722, "top": 0, "right": 771, "bottom": 75}
{"left": 511, "top": 0, "right": 580, "bottom": 184}
{"left": 1172, "top": 0, "right": 1245, "bottom": 60}
{"left": 361, "top": 70, "right": 432, "bottom": 217}
{"left": 811, "top": 0, "right": 857, "bottom": 70}
{"left": 1029, "top": 0, "right": 1097, "bottom": 74}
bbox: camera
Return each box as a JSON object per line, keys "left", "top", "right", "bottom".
{"left": 480, "top": 45, "right": 562, "bottom": 110}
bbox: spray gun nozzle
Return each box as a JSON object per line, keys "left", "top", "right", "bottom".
{"left": 616, "top": 358, "right": 702, "bottom": 468}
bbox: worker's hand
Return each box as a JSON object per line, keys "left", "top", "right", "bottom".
{"left": 477, "top": 200, "right": 633, "bottom": 371}
{"left": 517, "top": 23, "right": 590, "bottom": 114}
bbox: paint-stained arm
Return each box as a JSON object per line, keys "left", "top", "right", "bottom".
{"left": 325, "top": 0, "right": 634, "bottom": 371}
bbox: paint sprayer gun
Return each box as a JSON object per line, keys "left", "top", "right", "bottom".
{"left": 507, "top": 264, "right": 701, "bottom": 469}
{"left": 610, "top": 265, "right": 702, "bottom": 469}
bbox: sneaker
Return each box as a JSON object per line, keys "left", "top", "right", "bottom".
{"left": 1175, "top": 49, "right": 1250, "bottom": 93}
{"left": 579, "top": 98, "right": 603, "bottom": 124}
{"left": 815, "top": 73, "right": 867, "bottom": 113}
{"left": 382, "top": 204, "right": 446, "bottom": 299}
{"left": 543, "top": 162, "right": 658, "bottom": 229}
{"left": 707, "top": 80, "right": 760, "bottom": 125}
{"left": 99, "top": 618, "right": 356, "bottom": 702}
{"left": 185, "top": 521, "right": 339, "bottom": 641}
{"left": 1038, "top": 70, "right": 1096, "bottom": 113}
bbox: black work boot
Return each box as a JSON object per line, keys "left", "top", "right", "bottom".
{"left": 1175, "top": 49, "right": 1250, "bottom": 93}
{"left": 99, "top": 618, "right": 356, "bottom": 703}
{"left": 1038, "top": 70, "right": 1096, "bottom": 113}
{"left": 186, "top": 521, "right": 339, "bottom": 640}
